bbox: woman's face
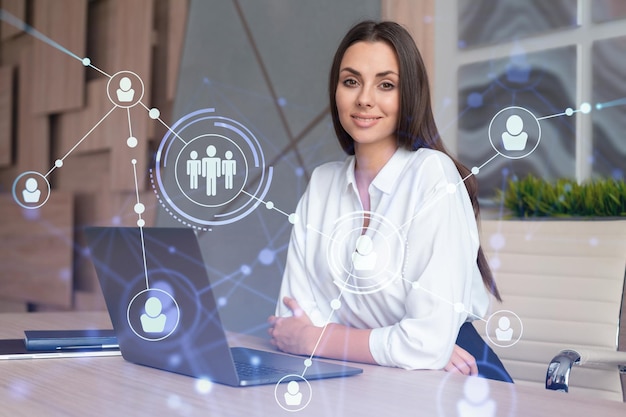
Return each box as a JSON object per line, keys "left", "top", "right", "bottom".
{"left": 335, "top": 41, "right": 400, "bottom": 151}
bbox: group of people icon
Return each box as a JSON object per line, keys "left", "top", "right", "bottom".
{"left": 186, "top": 145, "right": 237, "bottom": 196}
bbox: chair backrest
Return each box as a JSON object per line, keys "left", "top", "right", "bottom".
{"left": 476, "top": 219, "right": 626, "bottom": 401}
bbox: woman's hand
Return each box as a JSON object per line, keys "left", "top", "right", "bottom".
{"left": 267, "top": 297, "right": 319, "bottom": 356}
{"left": 444, "top": 344, "right": 478, "bottom": 376}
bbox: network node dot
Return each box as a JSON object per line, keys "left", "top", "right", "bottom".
{"left": 454, "top": 302, "right": 465, "bottom": 313}
{"left": 580, "top": 102, "right": 592, "bottom": 114}
{"left": 136, "top": 219, "right": 145, "bottom": 227}
{"left": 265, "top": 201, "right": 275, "bottom": 210}
{"left": 330, "top": 299, "right": 341, "bottom": 310}
{"left": 127, "top": 136, "right": 138, "bottom": 148}
{"left": 303, "top": 359, "right": 312, "bottom": 368}
{"left": 55, "top": 159, "right": 63, "bottom": 168}
{"left": 446, "top": 183, "right": 457, "bottom": 194}
{"left": 149, "top": 108, "right": 160, "bottom": 119}
{"left": 471, "top": 166, "right": 479, "bottom": 175}
{"left": 288, "top": 213, "right": 298, "bottom": 224}
{"left": 134, "top": 203, "right": 145, "bottom": 214}
{"left": 131, "top": 159, "right": 137, "bottom": 164}
{"left": 595, "top": 103, "right": 603, "bottom": 110}
{"left": 195, "top": 378, "right": 213, "bottom": 394}
{"left": 412, "top": 281, "right": 420, "bottom": 290}
{"left": 82, "top": 57, "right": 91, "bottom": 66}
{"left": 240, "top": 265, "right": 251, "bottom": 275}
{"left": 565, "top": 108, "right": 574, "bottom": 116}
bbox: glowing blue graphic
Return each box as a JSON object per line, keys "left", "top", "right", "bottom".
{"left": 153, "top": 108, "right": 273, "bottom": 228}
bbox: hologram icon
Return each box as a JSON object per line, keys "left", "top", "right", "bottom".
{"left": 140, "top": 296, "right": 167, "bottom": 333}
{"left": 501, "top": 114, "right": 528, "bottom": 151}
{"left": 283, "top": 381, "right": 303, "bottom": 406}
{"left": 201, "top": 145, "right": 221, "bottom": 196}
{"left": 116, "top": 76, "right": 135, "bottom": 102}
{"left": 22, "top": 177, "right": 42, "bottom": 203}
{"left": 187, "top": 151, "right": 201, "bottom": 190}
{"left": 352, "top": 235, "right": 377, "bottom": 271}
{"left": 495, "top": 316, "right": 514, "bottom": 342}
{"left": 457, "top": 376, "right": 496, "bottom": 417}
{"left": 222, "top": 150, "right": 237, "bottom": 190}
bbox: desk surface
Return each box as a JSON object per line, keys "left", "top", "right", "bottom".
{"left": 0, "top": 312, "right": 624, "bottom": 417}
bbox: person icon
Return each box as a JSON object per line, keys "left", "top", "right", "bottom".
{"left": 22, "top": 177, "right": 41, "bottom": 203}
{"left": 283, "top": 380, "right": 303, "bottom": 406}
{"left": 140, "top": 296, "right": 167, "bottom": 333}
{"left": 495, "top": 316, "right": 514, "bottom": 342}
{"left": 352, "top": 235, "right": 377, "bottom": 271}
{"left": 201, "top": 145, "right": 221, "bottom": 196}
{"left": 187, "top": 150, "right": 201, "bottom": 190}
{"left": 501, "top": 114, "right": 528, "bottom": 151}
{"left": 457, "top": 376, "right": 496, "bottom": 417}
{"left": 222, "top": 150, "right": 237, "bottom": 190}
{"left": 116, "top": 76, "right": 135, "bottom": 102}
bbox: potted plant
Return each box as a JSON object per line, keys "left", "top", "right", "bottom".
{"left": 496, "top": 174, "right": 626, "bottom": 218}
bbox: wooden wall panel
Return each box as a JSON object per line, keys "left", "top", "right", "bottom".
{"left": 0, "top": 0, "right": 26, "bottom": 40}
{"left": 0, "top": 192, "right": 74, "bottom": 308}
{"left": 31, "top": 0, "right": 87, "bottom": 115}
{"left": 0, "top": 65, "right": 13, "bottom": 167}
{"left": 381, "top": 0, "right": 435, "bottom": 84}
{"left": 17, "top": 46, "right": 50, "bottom": 174}
{"left": 56, "top": 78, "right": 124, "bottom": 155}
{"left": 0, "top": 0, "right": 188, "bottom": 312}
{"left": 166, "top": 0, "right": 188, "bottom": 102}
{"left": 109, "top": 0, "right": 154, "bottom": 191}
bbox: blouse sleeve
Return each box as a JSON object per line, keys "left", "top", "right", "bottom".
{"left": 368, "top": 153, "right": 486, "bottom": 370}
{"left": 274, "top": 178, "right": 328, "bottom": 327}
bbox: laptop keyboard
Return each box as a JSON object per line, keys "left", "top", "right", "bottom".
{"left": 234, "top": 361, "right": 293, "bottom": 378}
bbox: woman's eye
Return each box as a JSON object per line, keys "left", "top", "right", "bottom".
{"left": 342, "top": 78, "right": 358, "bottom": 87}
{"left": 380, "top": 82, "right": 395, "bottom": 90}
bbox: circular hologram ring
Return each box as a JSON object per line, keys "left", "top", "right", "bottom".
{"left": 274, "top": 374, "right": 312, "bottom": 412}
{"left": 153, "top": 108, "right": 272, "bottom": 227}
{"left": 127, "top": 288, "right": 180, "bottom": 342}
{"left": 488, "top": 106, "right": 541, "bottom": 160}
{"left": 485, "top": 310, "right": 523, "bottom": 348}
{"left": 12, "top": 171, "right": 51, "bottom": 209}
{"left": 326, "top": 210, "right": 405, "bottom": 295}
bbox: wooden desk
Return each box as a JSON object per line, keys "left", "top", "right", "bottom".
{"left": 1, "top": 312, "right": 624, "bottom": 416}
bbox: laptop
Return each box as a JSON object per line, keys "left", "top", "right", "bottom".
{"left": 84, "top": 226, "right": 362, "bottom": 387}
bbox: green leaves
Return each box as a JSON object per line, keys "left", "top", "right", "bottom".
{"left": 496, "top": 174, "right": 626, "bottom": 218}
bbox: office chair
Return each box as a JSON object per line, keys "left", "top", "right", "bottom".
{"left": 476, "top": 219, "right": 626, "bottom": 401}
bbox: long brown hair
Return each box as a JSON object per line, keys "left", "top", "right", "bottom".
{"left": 328, "top": 20, "right": 501, "bottom": 301}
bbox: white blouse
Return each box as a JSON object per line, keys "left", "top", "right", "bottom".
{"left": 276, "top": 147, "right": 489, "bottom": 370}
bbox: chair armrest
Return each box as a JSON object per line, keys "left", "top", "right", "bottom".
{"left": 546, "top": 348, "right": 626, "bottom": 393}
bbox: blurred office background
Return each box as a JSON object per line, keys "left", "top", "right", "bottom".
{"left": 0, "top": 0, "right": 624, "bottom": 355}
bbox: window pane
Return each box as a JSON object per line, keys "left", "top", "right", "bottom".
{"left": 458, "top": 0, "right": 578, "bottom": 49}
{"left": 457, "top": 46, "right": 577, "bottom": 202}
{"left": 592, "top": 0, "right": 626, "bottom": 23}
{"left": 591, "top": 37, "right": 626, "bottom": 180}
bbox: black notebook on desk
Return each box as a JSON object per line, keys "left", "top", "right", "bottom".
{"left": 24, "top": 329, "right": 118, "bottom": 351}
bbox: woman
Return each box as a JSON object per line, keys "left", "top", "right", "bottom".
{"left": 268, "top": 20, "right": 511, "bottom": 382}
